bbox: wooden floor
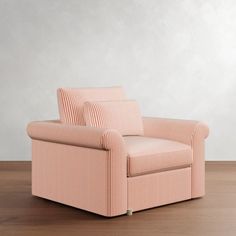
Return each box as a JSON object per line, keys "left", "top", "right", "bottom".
{"left": 0, "top": 162, "right": 236, "bottom": 236}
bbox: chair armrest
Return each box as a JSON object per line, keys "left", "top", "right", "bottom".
{"left": 27, "top": 120, "right": 126, "bottom": 151}
{"left": 28, "top": 120, "right": 127, "bottom": 216}
{"left": 142, "top": 117, "right": 209, "bottom": 145}
{"left": 143, "top": 116, "right": 209, "bottom": 198}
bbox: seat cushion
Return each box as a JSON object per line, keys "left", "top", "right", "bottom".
{"left": 123, "top": 136, "right": 193, "bottom": 177}
{"left": 57, "top": 87, "right": 126, "bottom": 125}
{"left": 83, "top": 100, "right": 144, "bottom": 135}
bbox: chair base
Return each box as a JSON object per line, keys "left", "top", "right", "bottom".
{"left": 127, "top": 167, "right": 191, "bottom": 212}
{"left": 32, "top": 140, "right": 193, "bottom": 217}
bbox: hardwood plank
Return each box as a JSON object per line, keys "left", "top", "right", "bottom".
{"left": 0, "top": 161, "right": 235, "bottom": 236}
{"left": 0, "top": 161, "right": 31, "bottom": 171}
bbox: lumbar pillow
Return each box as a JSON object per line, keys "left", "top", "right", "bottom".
{"left": 57, "top": 87, "right": 126, "bottom": 125}
{"left": 83, "top": 100, "right": 144, "bottom": 136}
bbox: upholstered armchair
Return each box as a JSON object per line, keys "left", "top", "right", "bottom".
{"left": 27, "top": 87, "right": 209, "bottom": 217}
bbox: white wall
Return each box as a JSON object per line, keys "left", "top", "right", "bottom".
{"left": 0, "top": 0, "right": 236, "bottom": 160}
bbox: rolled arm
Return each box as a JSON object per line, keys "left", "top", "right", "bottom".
{"left": 143, "top": 116, "right": 209, "bottom": 198}
{"left": 27, "top": 120, "right": 126, "bottom": 151}
{"left": 28, "top": 120, "right": 127, "bottom": 217}
{"left": 142, "top": 117, "right": 209, "bottom": 145}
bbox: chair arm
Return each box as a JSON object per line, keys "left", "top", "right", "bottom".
{"left": 28, "top": 120, "right": 127, "bottom": 216}
{"left": 142, "top": 117, "right": 209, "bottom": 146}
{"left": 143, "top": 116, "right": 209, "bottom": 198}
{"left": 27, "top": 120, "right": 126, "bottom": 151}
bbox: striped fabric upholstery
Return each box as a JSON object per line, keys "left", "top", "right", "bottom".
{"left": 83, "top": 100, "right": 144, "bottom": 136}
{"left": 123, "top": 136, "right": 192, "bottom": 177}
{"left": 57, "top": 87, "right": 126, "bottom": 125}
{"left": 27, "top": 120, "right": 127, "bottom": 152}
{"left": 142, "top": 117, "right": 209, "bottom": 198}
{"left": 28, "top": 120, "right": 128, "bottom": 216}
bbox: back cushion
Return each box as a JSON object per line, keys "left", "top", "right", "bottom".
{"left": 57, "top": 87, "right": 126, "bottom": 125}
{"left": 83, "top": 100, "right": 144, "bottom": 135}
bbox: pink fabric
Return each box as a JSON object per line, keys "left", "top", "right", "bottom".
{"left": 101, "top": 131, "right": 127, "bottom": 216}
{"left": 57, "top": 87, "right": 126, "bottom": 125}
{"left": 128, "top": 167, "right": 191, "bottom": 212}
{"left": 27, "top": 115, "right": 209, "bottom": 216}
{"left": 30, "top": 122, "right": 127, "bottom": 217}
{"left": 142, "top": 117, "right": 209, "bottom": 144}
{"left": 83, "top": 100, "right": 144, "bottom": 136}
{"left": 27, "top": 120, "right": 125, "bottom": 151}
{"left": 142, "top": 117, "right": 209, "bottom": 198}
{"left": 32, "top": 140, "right": 109, "bottom": 216}
{"left": 124, "top": 136, "right": 192, "bottom": 176}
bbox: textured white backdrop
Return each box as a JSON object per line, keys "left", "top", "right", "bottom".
{"left": 0, "top": 0, "right": 236, "bottom": 160}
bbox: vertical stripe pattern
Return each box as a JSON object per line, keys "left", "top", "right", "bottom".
{"left": 57, "top": 87, "right": 126, "bottom": 125}
{"left": 101, "top": 130, "right": 127, "bottom": 216}
{"left": 28, "top": 120, "right": 128, "bottom": 217}
{"left": 83, "top": 100, "right": 144, "bottom": 136}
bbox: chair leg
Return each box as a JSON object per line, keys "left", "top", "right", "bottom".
{"left": 127, "top": 209, "right": 133, "bottom": 216}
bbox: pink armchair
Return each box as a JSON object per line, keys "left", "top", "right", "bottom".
{"left": 27, "top": 87, "right": 209, "bottom": 217}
